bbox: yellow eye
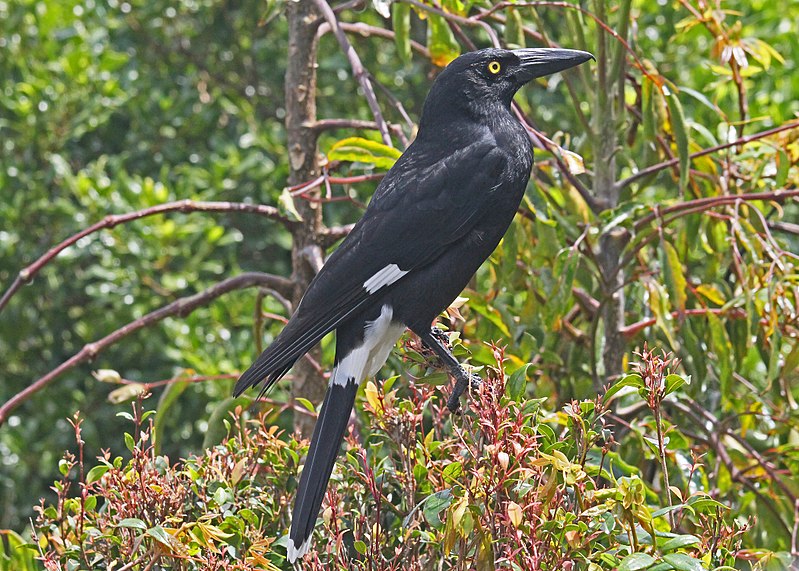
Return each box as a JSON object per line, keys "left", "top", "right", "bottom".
{"left": 487, "top": 60, "right": 502, "bottom": 74}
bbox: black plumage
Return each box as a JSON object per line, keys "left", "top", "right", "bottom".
{"left": 234, "top": 46, "right": 593, "bottom": 562}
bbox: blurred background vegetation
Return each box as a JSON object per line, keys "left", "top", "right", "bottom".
{"left": 1, "top": 0, "right": 798, "bottom": 568}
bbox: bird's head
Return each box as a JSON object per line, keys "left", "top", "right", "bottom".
{"left": 421, "top": 47, "right": 594, "bottom": 125}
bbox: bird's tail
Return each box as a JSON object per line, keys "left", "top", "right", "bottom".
{"left": 286, "top": 377, "right": 358, "bottom": 562}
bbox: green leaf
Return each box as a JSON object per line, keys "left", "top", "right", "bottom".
{"left": 686, "top": 494, "right": 728, "bottom": 514}
{"left": 422, "top": 489, "right": 453, "bottom": 528}
{"left": 295, "top": 397, "right": 316, "bottom": 413}
{"left": 202, "top": 396, "right": 251, "bottom": 449}
{"left": 618, "top": 552, "right": 656, "bottom": 571}
{"left": 604, "top": 374, "right": 645, "bottom": 401}
{"left": 442, "top": 461, "right": 463, "bottom": 484}
{"left": 660, "top": 534, "right": 700, "bottom": 552}
{"left": 117, "top": 518, "right": 147, "bottom": 530}
{"left": 695, "top": 284, "right": 725, "bottom": 305}
{"left": 503, "top": 7, "right": 525, "bottom": 48}
{"left": 707, "top": 312, "right": 732, "bottom": 394}
{"left": 506, "top": 363, "right": 531, "bottom": 402}
{"left": 124, "top": 432, "right": 135, "bottom": 452}
{"left": 327, "top": 137, "right": 401, "bottom": 169}
{"left": 776, "top": 148, "right": 790, "bottom": 187}
{"left": 392, "top": 3, "right": 412, "bottom": 63}
{"left": 146, "top": 525, "right": 180, "bottom": 550}
{"left": 662, "top": 553, "right": 705, "bottom": 571}
{"left": 663, "top": 373, "right": 688, "bottom": 396}
{"left": 354, "top": 539, "right": 368, "bottom": 554}
{"left": 427, "top": 14, "right": 460, "bottom": 67}
{"left": 664, "top": 89, "right": 690, "bottom": 193}
{"left": 278, "top": 187, "right": 303, "bottom": 222}
{"left": 154, "top": 377, "right": 190, "bottom": 454}
{"left": 86, "top": 464, "right": 110, "bottom": 484}
{"left": 661, "top": 240, "right": 687, "bottom": 314}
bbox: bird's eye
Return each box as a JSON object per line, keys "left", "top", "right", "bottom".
{"left": 487, "top": 60, "right": 502, "bottom": 75}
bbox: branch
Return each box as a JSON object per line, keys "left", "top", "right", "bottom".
{"left": 514, "top": 106, "right": 601, "bottom": 213}
{"left": 0, "top": 272, "right": 292, "bottom": 427}
{"left": 0, "top": 199, "right": 294, "bottom": 315}
{"left": 319, "top": 223, "right": 356, "bottom": 247}
{"left": 308, "top": 118, "right": 405, "bottom": 138}
{"left": 621, "top": 307, "right": 748, "bottom": 338}
{"left": 313, "top": 0, "right": 393, "bottom": 146}
{"left": 404, "top": 0, "right": 501, "bottom": 47}
{"left": 618, "top": 120, "right": 799, "bottom": 189}
{"left": 476, "top": 1, "right": 651, "bottom": 80}
{"left": 633, "top": 188, "right": 799, "bottom": 232}
{"left": 319, "top": 21, "right": 430, "bottom": 59}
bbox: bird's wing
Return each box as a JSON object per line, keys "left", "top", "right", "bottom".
{"left": 234, "top": 140, "right": 510, "bottom": 396}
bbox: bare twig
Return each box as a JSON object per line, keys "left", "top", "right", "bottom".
{"left": 319, "top": 21, "right": 430, "bottom": 59}
{"left": 633, "top": 188, "right": 799, "bottom": 232}
{"left": 319, "top": 223, "right": 355, "bottom": 247}
{"left": 403, "top": 0, "right": 501, "bottom": 47}
{"left": 476, "top": 1, "right": 651, "bottom": 79}
{"left": 313, "top": 0, "right": 393, "bottom": 146}
{"left": 618, "top": 121, "right": 799, "bottom": 189}
{"left": 308, "top": 118, "right": 405, "bottom": 139}
{"left": 0, "top": 200, "right": 295, "bottom": 315}
{"left": 0, "top": 272, "right": 292, "bottom": 426}
{"left": 515, "top": 106, "right": 601, "bottom": 213}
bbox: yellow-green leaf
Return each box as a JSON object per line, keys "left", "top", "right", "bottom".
{"left": 427, "top": 14, "right": 460, "bottom": 67}
{"left": 328, "top": 136, "right": 401, "bottom": 169}
{"left": 392, "top": 3, "right": 412, "bottom": 63}
{"left": 662, "top": 240, "right": 687, "bottom": 313}
{"left": 696, "top": 284, "right": 726, "bottom": 306}
{"left": 665, "top": 89, "right": 690, "bottom": 193}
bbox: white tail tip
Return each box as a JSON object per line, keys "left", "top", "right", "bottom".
{"left": 287, "top": 536, "right": 312, "bottom": 564}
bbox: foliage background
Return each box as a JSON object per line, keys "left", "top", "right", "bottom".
{"left": 1, "top": 0, "right": 798, "bottom": 568}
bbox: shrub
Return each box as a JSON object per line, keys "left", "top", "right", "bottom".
{"left": 25, "top": 345, "right": 795, "bottom": 570}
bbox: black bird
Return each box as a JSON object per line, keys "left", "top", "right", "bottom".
{"left": 234, "top": 46, "right": 593, "bottom": 562}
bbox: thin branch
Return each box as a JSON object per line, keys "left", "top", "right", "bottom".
{"left": 633, "top": 188, "right": 799, "bottom": 232}
{"left": 0, "top": 272, "right": 292, "bottom": 427}
{"left": 0, "top": 199, "right": 295, "bottom": 315}
{"left": 320, "top": 21, "right": 430, "bottom": 58}
{"left": 319, "top": 223, "right": 355, "bottom": 247}
{"left": 288, "top": 172, "right": 385, "bottom": 196}
{"left": 621, "top": 307, "right": 747, "bottom": 338}
{"left": 403, "top": 0, "right": 500, "bottom": 47}
{"left": 618, "top": 120, "right": 799, "bottom": 189}
{"left": 313, "top": 0, "right": 393, "bottom": 146}
{"left": 307, "top": 118, "right": 405, "bottom": 139}
{"left": 477, "top": 1, "right": 651, "bottom": 80}
{"left": 515, "top": 106, "right": 601, "bottom": 213}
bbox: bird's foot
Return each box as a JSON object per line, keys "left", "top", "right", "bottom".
{"left": 446, "top": 370, "right": 482, "bottom": 413}
{"left": 429, "top": 327, "right": 451, "bottom": 348}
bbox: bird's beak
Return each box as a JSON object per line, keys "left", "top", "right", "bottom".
{"left": 512, "top": 48, "right": 595, "bottom": 82}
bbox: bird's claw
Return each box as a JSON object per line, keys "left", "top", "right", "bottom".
{"left": 446, "top": 371, "right": 482, "bottom": 413}
{"left": 429, "top": 327, "right": 451, "bottom": 348}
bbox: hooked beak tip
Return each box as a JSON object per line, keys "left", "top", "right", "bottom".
{"left": 512, "top": 48, "right": 595, "bottom": 81}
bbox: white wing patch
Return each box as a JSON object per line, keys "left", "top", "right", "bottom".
{"left": 330, "top": 305, "right": 405, "bottom": 387}
{"left": 363, "top": 264, "right": 408, "bottom": 294}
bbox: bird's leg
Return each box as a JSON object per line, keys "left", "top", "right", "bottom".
{"left": 418, "top": 330, "right": 481, "bottom": 413}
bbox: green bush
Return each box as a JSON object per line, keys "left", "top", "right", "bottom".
{"left": 27, "top": 347, "right": 794, "bottom": 569}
